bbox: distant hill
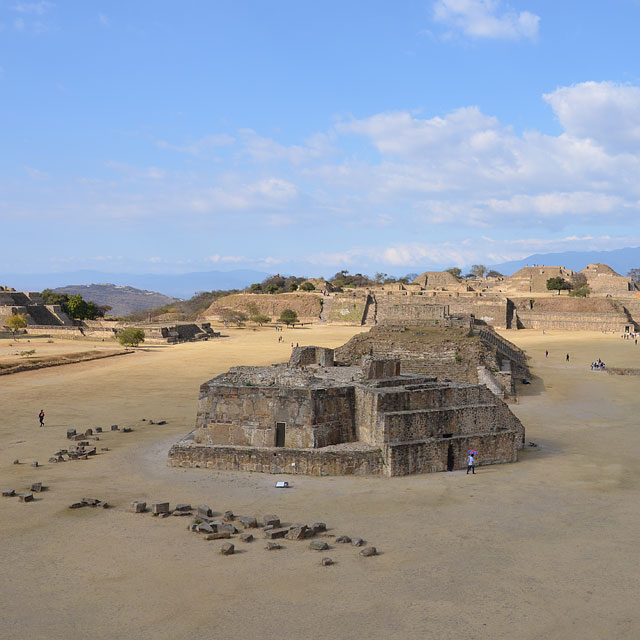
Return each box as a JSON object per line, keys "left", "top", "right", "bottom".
{"left": 488, "top": 246, "right": 640, "bottom": 276}
{"left": 53, "top": 284, "right": 178, "bottom": 317}
{"left": 1, "top": 269, "right": 272, "bottom": 298}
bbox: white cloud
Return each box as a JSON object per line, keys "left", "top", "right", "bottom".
{"left": 205, "top": 254, "right": 246, "bottom": 263}
{"left": 13, "top": 2, "right": 54, "bottom": 15}
{"left": 544, "top": 81, "right": 640, "bottom": 153}
{"left": 433, "top": 0, "right": 539, "bottom": 41}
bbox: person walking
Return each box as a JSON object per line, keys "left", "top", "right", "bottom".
{"left": 566, "top": 353, "right": 570, "bottom": 362}
{"left": 466, "top": 451, "right": 476, "bottom": 475}
{"left": 38, "top": 409, "right": 45, "bottom": 427}
{"left": 545, "top": 350, "right": 549, "bottom": 358}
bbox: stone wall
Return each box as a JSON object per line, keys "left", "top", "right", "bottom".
{"left": 168, "top": 438, "right": 384, "bottom": 476}
{"left": 384, "top": 431, "right": 517, "bottom": 476}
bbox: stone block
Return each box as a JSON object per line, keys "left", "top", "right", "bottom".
{"left": 85, "top": 428, "right": 93, "bottom": 436}
{"left": 237, "top": 516, "right": 258, "bottom": 529}
{"left": 220, "top": 543, "right": 235, "bottom": 555}
{"left": 48, "top": 457, "right": 57, "bottom": 463}
{"left": 151, "top": 502, "right": 170, "bottom": 515}
{"left": 223, "top": 510, "right": 234, "bottom": 521}
{"left": 82, "top": 498, "right": 100, "bottom": 506}
{"left": 309, "top": 540, "right": 329, "bottom": 551}
{"left": 321, "top": 557, "right": 334, "bottom": 566}
{"left": 285, "top": 526, "right": 308, "bottom": 541}
{"left": 66, "top": 429, "right": 76, "bottom": 439}
{"left": 197, "top": 505, "right": 213, "bottom": 518}
{"left": 351, "top": 537, "right": 364, "bottom": 547}
{"left": 111, "top": 425, "right": 119, "bottom": 431}
{"left": 95, "top": 427, "right": 102, "bottom": 433}
{"left": 97, "top": 501, "right": 108, "bottom": 509}
{"left": 13, "top": 459, "right": 19, "bottom": 465}
{"left": 265, "top": 528, "right": 288, "bottom": 539}
{"left": 157, "top": 420, "right": 167, "bottom": 425}
{"left": 218, "top": 523, "right": 237, "bottom": 534}
{"left": 122, "top": 427, "right": 133, "bottom": 433}
{"left": 30, "top": 462, "right": 38, "bottom": 468}
{"left": 30, "top": 483, "right": 43, "bottom": 492}
{"left": 69, "top": 502, "right": 85, "bottom": 509}
{"left": 131, "top": 501, "right": 146, "bottom": 513}
{"left": 2, "top": 489, "right": 16, "bottom": 497}
{"left": 205, "top": 531, "right": 230, "bottom": 540}
{"left": 263, "top": 514, "right": 280, "bottom": 527}
{"left": 240, "top": 533, "right": 254, "bottom": 542}
{"left": 335, "top": 536, "right": 351, "bottom": 543}
{"left": 360, "top": 546, "right": 377, "bottom": 557}
{"left": 312, "top": 522, "right": 327, "bottom": 533}
{"left": 19, "top": 493, "right": 34, "bottom": 503}
{"left": 175, "top": 504, "right": 192, "bottom": 512}
{"left": 265, "top": 542, "right": 281, "bottom": 550}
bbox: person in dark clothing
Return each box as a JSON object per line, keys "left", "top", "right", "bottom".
{"left": 38, "top": 409, "right": 45, "bottom": 427}
{"left": 566, "top": 353, "right": 570, "bottom": 362}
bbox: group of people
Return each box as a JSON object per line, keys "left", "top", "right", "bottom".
{"left": 620, "top": 332, "right": 638, "bottom": 344}
{"left": 590, "top": 359, "right": 606, "bottom": 371}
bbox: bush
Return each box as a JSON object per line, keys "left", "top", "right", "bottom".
{"left": 251, "top": 314, "right": 271, "bottom": 326}
{"left": 5, "top": 313, "right": 27, "bottom": 336}
{"left": 300, "top": 282, "right": 315, "bottom": 291}
{"left": 546, "top": 277, "right": 572, "bottom": 293}
{"left": 220, "top": 309, "right": 247, "bottom": 326}
{"left": 117, "top": 327, "right": 145, "bottom": 347}
{"left": 279, "top": 309, "right": 299, "bottom": 326}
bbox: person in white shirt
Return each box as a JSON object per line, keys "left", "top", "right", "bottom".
{"left": 467, "top": 453, "right": 476, "bottom": 475}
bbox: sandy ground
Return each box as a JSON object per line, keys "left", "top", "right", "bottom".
{"left": 0, "top": 326, "right": 639, "bottom": 639}
{"left": 0, "top": 335, "right": 122, "bottom": 365}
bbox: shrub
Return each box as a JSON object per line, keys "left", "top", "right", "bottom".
{"left": 279, "top": 309, "right": 299, "bottom": 326}
{"left": 300, "top": 282, "right": 315, "bottom": 291}
{"left": 251, "top": 314, "right": 271, "bottom": 326}
{"left": 117, "top": 327, "right": 145, "bottom": 347}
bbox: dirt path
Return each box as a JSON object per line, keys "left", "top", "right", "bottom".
{"left": 1, "top": 326, "right": 638, "bottom": 639}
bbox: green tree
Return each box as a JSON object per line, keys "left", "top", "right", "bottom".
{"left": 288, "top": 283, "right": 298, "bottom": 291}
{"left": 300, "top": 281, "right": 315, "bottom": 291}
{"left": 265, "top": 284, "right": 279, "bottom": 294}
{"left": 5, "top": 313, "right": 27, "bottom": 337}
{"left": 486, "top": 270, "right": 504, "bottom": 278}
{"left": 249, "top": 283, "right": 262, "bottom": 293}
{"left": 546, "top": 277, "right": 572, "bottom": 293}
{"left": 446, "top": 267, "right": 462, "bottom": 279}
{"left": 279, "top": 309, "right": 299, "bottom": 326}
{"left": 117, "top": 327, "right": 145, "bottom": 347}
{"left": 40, "top": 289, "right": 69, "bottom": 305}
{"left": 469, "top": 264, "right": 488, "bottom": 278}
{"left": 569, "top": 284, "right": 590, "bottom": 297}
{"left": 64, "top": 294, "right": 93, "bottom": 320}
{"left": 220, "top": 309, "right": 248, "bottom": 326}
{"left": 251, "top": 313, "right": 271, "bottom": 326}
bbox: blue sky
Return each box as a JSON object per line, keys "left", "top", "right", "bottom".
{"left": 2, "top": 0, "right": 640, "bottom": 277}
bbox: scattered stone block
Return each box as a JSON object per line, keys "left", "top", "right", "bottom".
{"left": 197, "top": 505, "right": 213, "bottom": 518}
{"left": 111, "top": 425, "right": 119, "bottom": 431}
{"left": 175, "top": 504, "right": 192, "bottom": 512}
{"left": 85, "top": 428, "right": 93, "bottom": 436}
{"left": 220, "top": 543, "right": 235, "bottom": 555}
{"left": 48, "top": 457, "right": 57, "bottom": 463}
{"left": 265, "top": 528, "right": 288, "bottom": 540}
{"left": 13, "top": 459, "right": 19, "bottom": 465}
{"left": 265, "top": 542, "right": 281, "bottom": 550}
{"left": 173, "top": 509, "right": 191, "bottom": 516}
{"left": 82, "top": 498, "right": 100, "bottom": 506}
{"left": 97, "top": 501, "right": 108, "bottom": 509}
{"left": 31, "top": 461, "right": 38, "bottom": 468}
{"left": 312, "top": 522, "right": 327, "bottom": 533}
{"left": 360, "top": 547, "right": 377, "bottom": 557}
{"left": 240, "top": 533, "right": 254, "bottom": 543}
{"left": 95, "top": 427, "right": 102, "bottom": 433}
{"left": 131, "top": 501, "right": 147, "bottom": 513}
{"left": 263, "top": 524, "right": 275, "bottom": 532}
{"left": 69, "top": 502, "right": 85, "bottom": 509}
{"left": 309, "top": 540, "right": 329, "bottom": 551}
{"left": 57, "top": 456, "right": 65, "bottom": 462}
{"left": 19, "top": 493, "right": 34, "bottom": 503}
{"left": 151, "top": 502, "right": 170, "bottom": 515}
{"left": 160, "top": 512, "right": 170, "bottom": 518}
{"left": 237, "top": 516, "right": 258, "bottom": 529}
{"left": 157, "top": 420, "right": 167, "bottom": 425}
{"left": 30, "top": 482, "right": 43, "bottom": 493}
{"left": 66, "top": 429, "right": 76, "bottom": 439}
{"left": 2, "top": 489, "right": 16, "bottom": 497}
{"left": 335, "top": 536, "right": 351, "bottom": 544}
{"left": 321, "top": 557, "right": 334, "bottom": 566}
{"left": 122, "top": 427, "right": 133, "bottom": 433}
{"left": 263, "top": 514, "right": 280, "bottom": 527}
{"left": 148, "top": 420, "right": 154, "bottom": 425}
{"left": 206, "top": 531, "right": 231, "bottom": 540}
{"left": 351, "top": 537, "right": 364, "bottom": 547}
{"left": 285, "top": 526, "right": 309, "bottom": 541}
{"left": 197, "top": 522, "right": 215, "bottom": 533}
{"left": 223, "top": 510, "right": 234, "bottom": 521}
{"left": 218, "top": 523, "right": 238, "bottom": 534}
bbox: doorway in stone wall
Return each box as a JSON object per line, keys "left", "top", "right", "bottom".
{"left": 275, "top": 422, "right": 286, "bottom": 447}
{"left": 446, "top": 444, "right": 455, "bottom": 471}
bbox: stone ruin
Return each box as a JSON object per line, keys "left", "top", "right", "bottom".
{"left": 0, "top": 289, "right": 73, "bottom": 328}
{"left": 169, "top": 346, "right": 525, "bottom": 477}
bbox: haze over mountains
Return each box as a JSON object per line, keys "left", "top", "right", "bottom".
{"left": 3, "top": 247, "right": 640, "bottom": 303}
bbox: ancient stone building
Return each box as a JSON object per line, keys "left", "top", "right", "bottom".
{"left": 0, "top": 290, "right": 73, "bottom": 327}
{"left": 168, "top": 346, "right": 525, "bottom": 477}
{"left": 580, "top": 263, "right": 637, "bottom": 295}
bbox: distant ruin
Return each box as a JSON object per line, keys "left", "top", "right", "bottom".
{"left": 168, "top": 346, "right": 525, "bottom": 477}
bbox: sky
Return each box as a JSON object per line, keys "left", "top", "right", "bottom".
{"left": 2, "top": 0, "right": 640, "bottom": 278}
